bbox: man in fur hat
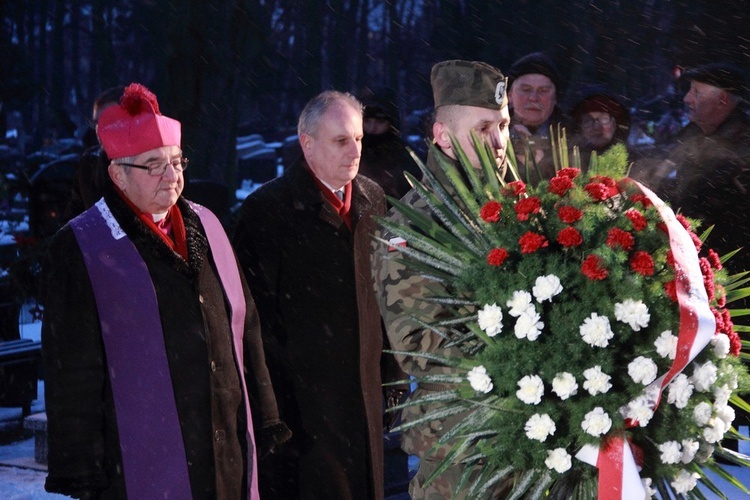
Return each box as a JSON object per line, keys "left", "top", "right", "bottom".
{"left": 42, "top": 83, "right": 289, "bottom": 499}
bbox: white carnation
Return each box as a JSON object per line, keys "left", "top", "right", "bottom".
{"left": 658, "top": 440, "right": 682, "bottom": 464}
{"left": 477, "top": 303, "right": 503, "bottom": 337}
{"left": 691, "top": 361, "right": 718, "bottom": 392}
{"left": 623, "top": 395, "right": 654, "bottom": 427}
{"left": 702, "top": 417, "right": 726, "bottom": 443}
{"left": 467, "top": 366, "right": 493, "bottom": 394}
{"left": 524, "top": 413, "right": 556, "bottom": 442}
{"left": 579, "top": 313, "right": 614, "bottom": 348}
{"left": 516, "top": 375, "right": 544, "bottom": 405}
{"left": 583, "top": 366, "right": 612, "bottom": 395}
{"left": 711, "top": 334, "right": 730, "bottom": 359}
{"left": 716, "top": 405, "right": 735, "bottom": 427}
{"left": 642, "top": 477, "right": 656, "bottom": 498}
{"left": 614, "top": 298, "right": 650, "bottom": 331}
{"left": 532, "top": 274, "right": 563, "bottom": 303}
{"left": 671, "top": 470, "right": 700, "bottom": 494}
{"left": 713, "top": 384, "right": 732, "bottom": 408}
{"left": 654, "top": 330, "right": 677, "bottom": 359}
{"left": 506, "top": 290, "right": 533, "bottom": 317}
{"left": 514, "top": 309, "right": 544, "bottom": 341}
{"left": 628, "top": 356, "right": 658, "bottom": 385}
{"left": 667, "top": 374, "right": 694, "bottom": 409}
{"left": 544, "top": 448, "right": 572, "bottom": 473}
{"left": 681, "top": 439, "right": 699, "bottom": 464}
{"left": 581, "top": 407, "right": 612, "bottom": 437}
{"left": 551, "top": 372, "right": 578, "bottom": 400}
{"left": 693, "top": 402, "right": 713, "bottom": 426}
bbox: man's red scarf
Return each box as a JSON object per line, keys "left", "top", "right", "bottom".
{"left": 311, "top": 175, "right": 353, "bottom": 230}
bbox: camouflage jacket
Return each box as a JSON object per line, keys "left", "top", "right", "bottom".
{"left": 371, "top": 147, "right": 471, "bottom": 460}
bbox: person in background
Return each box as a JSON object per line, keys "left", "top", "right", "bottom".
{"left": 64, "top": 86, "right": 124, "bottom": 221}
{"left": 507, "top": 51, "right": 571, "bottom": 182}
{"left": 232, "top": 90, "right": 387, "bottom": 499}
{"left": 43, "top": 82, "right": 289, "bottom": 499}
{"left": 372, "top": 60, "right": 511, "bottom": 499}
{"left": 358, "top": 88, "right": 421, "bottom": 201}
{"left": 569, "top": 85, "right": 632, "bottom": 168}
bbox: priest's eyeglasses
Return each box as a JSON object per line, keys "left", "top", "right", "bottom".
{"left": 117, "top": 157, "right": 189, "bottom": 176}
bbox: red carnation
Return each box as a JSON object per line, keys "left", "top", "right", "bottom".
{"left": 584, "top": 182, "right": 610, "bottom": 201}
{"left": 548, "top": 175, "right": 574, "bottom": 196}
{"left": 729, "top": 330, "right": 742, "bottom": 356}
{"left": 518, "top": 231, "right": 548, "bottom": 254}
{"left": 657, "top": 222, "right": 668, "bottom": 234}
{"left": 629, "top": 193, "right": 653, "bottom": 207}
{"left": 557, "top": 206, "right": 583, "bottom": 224}
{"left": 712, "top": 307, "right": 724, "bottom": 333}
{"left": 664, "top": 280, "right": 678, "bottom": 302}
{"left": 584, "top": 176, "right": 618, "bottom": 201}
{"left": 480, "top": 200, "right": 502, "bottom": 222}
{"left": 625, "top": 208, "right": 647, "bottom": 231}
{"left": 582, "top": 254, "right": 608, "bottom": 280}
{"left": 699, "top": 257, "right": 716, "bottom": 301}
{"left": 689, "top": 231, "right": 702, "bottom": 252}
{"left": 666, "top": 250, "right": 675, "bottom": 268}
{"left": 675, "top": 213, "right": 692, "bottom": 230}
{"left": 558, "top": 167, "right": 581, "bottom": 179}
{"left": 630, "top": 251, "right": 655, "bottom": 276}
{"left": 503, "top": 180, "right": 527, "bottom": 197}
{"left": 721, "top": 308, "right": 733, "bottom": 334}
{"left": 707, "top": 248, "right": 723, "bottom": 270}
{"left": 487, "top": 247, "right": 509, "bottom": 266}
{"left": 605, "top": 228, "right": 634, "bottom": 251}
{"left": 121, "top": 83, "right": 161, "bottom": 115}
{"left": 557, "top": 226, "right": 583, "bottom": 247}
{"left": 514, "top": 197, "right": 541, "bottom": 221}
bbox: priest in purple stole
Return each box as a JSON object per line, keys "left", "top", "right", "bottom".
{"left": 42, "top": 83, "right": 290, "bottom": 499}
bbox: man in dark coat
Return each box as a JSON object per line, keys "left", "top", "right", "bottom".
{"left": 653, "top": 63, "right": 750, "bottom": 275}
{"left": 358, "top": 88, "right": 421, "bottom": 201}
{"left": 232, "top": 90, "right": 387, "bottom": 499}
{"left": 42, "top": 83, "right": 289, "bottom": 499}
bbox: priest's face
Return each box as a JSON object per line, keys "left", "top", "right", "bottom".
{"left": 109, "top": 145, "right": 185, "bottom": 214}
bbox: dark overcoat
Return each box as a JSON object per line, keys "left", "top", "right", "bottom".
{"left": 42, "top": 186, "right": 284, "bottom": 499}
{"left": 232, "top": 158, "right": 386, "bottom": 500}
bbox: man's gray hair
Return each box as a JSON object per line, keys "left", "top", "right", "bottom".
{"left": 297, "top": 90, "right": 364, "bottom": 137}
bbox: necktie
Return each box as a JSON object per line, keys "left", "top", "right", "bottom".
{"left": 335, "top": 189, "right": 344, "bottom": 201}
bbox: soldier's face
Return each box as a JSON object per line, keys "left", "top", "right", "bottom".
{"left": 509, "top": 74, "right": 557, "bottom": 128}
{"left": 437, "top": 105, "right": 511, "bottom": 169}
{"left": 301, "top": 102, "right": 363, "bottom": 189}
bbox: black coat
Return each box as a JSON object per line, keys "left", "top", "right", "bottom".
{"left": 660, "top": 110, "right": 750, "bottom": 279}
{"left": 42, "top": 187, "right": 283, "bottom": 499}
{"left": 233, "top": 158, "right": 386, "bottom": 500}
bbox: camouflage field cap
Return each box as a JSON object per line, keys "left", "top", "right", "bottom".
{"left": 431, "top": 60, "right": 507, "bottom": 110}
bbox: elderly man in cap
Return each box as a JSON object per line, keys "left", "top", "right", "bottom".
{"left": 655, "top": 63, "right": 750, "bottom": 264}
{"left": 371, "top": 60, "right": 510, "bottom": 499}
{"left": 42, "top": 83, "right": 289, "bottom": 499}
{"left": 507, "top": 51, "right": 571, "bottom": 182}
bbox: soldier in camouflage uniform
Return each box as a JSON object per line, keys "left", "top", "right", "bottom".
{"left": 372, "top": 60, "right": 511, "bottom": 499}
